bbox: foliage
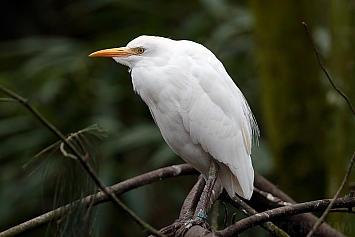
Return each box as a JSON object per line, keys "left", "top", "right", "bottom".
{"left": 1, "top": 0, "right": 354, "bottom": 236}
{"left": 0, "top": 1, "right": 268, "bottom": 236}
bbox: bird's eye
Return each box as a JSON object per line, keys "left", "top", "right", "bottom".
{"left": 134, "top": 47, "right": 145, "bottom": 54}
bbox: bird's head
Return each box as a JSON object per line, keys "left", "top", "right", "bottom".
{"left": 89, "top": 35, "right": 175, "bottom": 68}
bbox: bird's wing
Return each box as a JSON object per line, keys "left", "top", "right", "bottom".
{"left": 180, "top": 61, "right": 257, "bottom": 199}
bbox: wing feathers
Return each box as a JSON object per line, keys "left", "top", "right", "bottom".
{"left": 180, "top": 66, "right": 256, "bottom": 199}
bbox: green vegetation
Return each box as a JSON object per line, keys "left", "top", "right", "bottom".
{"left": 0, "top": 0, "right": 354, "bottom": 236}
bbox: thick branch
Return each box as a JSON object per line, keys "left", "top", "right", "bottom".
{"left": 181, "top": 196, "right": 355, "bottom": 237}
{"left": 218, "top": 196, "right": 355, "bottom": 236}
{"left": 226, "top": 195, "right": 290, "bottom": 237}
{"left": 252, "top": 173, "right": 346, "bottom": 237}
{"left": 1, "top": 164, "right": 352, "bottom": 237}
{"left": 185, "top": 173, "right": 345, "bottom": 237}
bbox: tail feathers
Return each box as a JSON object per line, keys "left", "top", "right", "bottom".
{"left": 218, "top": 163, "right": 253, "bottom": 200}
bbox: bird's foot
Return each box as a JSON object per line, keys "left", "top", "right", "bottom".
{"left": 182, "top": 214, "right": 209, "bottom": 230}
{"left": 158, "top": 215, "right": 209, "bottom": 237}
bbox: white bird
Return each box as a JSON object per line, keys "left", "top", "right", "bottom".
{"left": 89, "top": 35, "right": 259, "bottom": 202}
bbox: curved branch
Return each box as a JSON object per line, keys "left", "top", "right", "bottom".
{"left": 226, "top": 195, "right": 290, "bottom": 237}
{"left": 301, "top": 22, "right": 355, "bottom": 117}
{"left": 0, "top": 164, "right": 197, "bottom": 237}
{"left": 302, "top": 22, "right": 355, "bottom": 237}
{"left": 180, "top": 172, "right": 351, "bottom": 237}
{"left": 2, "top": 162, "right": 353, "bottom": 237}
{"left": 217, "top": 196, "right": 355, "bottom": 236}
{"left": 0, "top": 85, "right": 172, "bottom": 237}
{"left": 181, "top": 196, "right": 355, "bottom": 237}
{"left": 252, "top": 172, "right": 347, "bottom": 237}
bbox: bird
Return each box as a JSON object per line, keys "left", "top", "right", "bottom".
{"left": 89, "top": 35, "right": 259, "bottom": 204}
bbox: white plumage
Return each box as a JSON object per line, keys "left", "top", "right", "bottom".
{"left": 90, "top": 35, "right": 259, "bottom": 199}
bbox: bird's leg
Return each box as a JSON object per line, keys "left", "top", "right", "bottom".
{"left": 194, "top": 161, "right": 219, "bottom": 220}
{"left": 172, "top": 162, "right": 219, "bottom": 237}
{"left": 157, "top": 163, "right": 221, "bottom": 237}
{"left": 175, "top": 161, "right": 219, "bottom": 235}
{"left": 155, "top": 176, "right": 205, "bottom": 237}
{"left": 179, "top": 175, "right": 206, "bottom": 219}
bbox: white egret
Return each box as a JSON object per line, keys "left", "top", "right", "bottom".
{"left": 90, "top": 35, "right": 259, "bottom": 219}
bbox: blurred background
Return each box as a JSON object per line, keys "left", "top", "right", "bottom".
{"left": 0, "top": 0, "right": 354, "bottom": 236}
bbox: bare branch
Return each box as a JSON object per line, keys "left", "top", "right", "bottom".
{"left": 2, "top": 162, "right": 352, "bottom": 237}
{"left": 185, "top": 172, "right": 349, "bottom": 237}
{"left": 170, "top": 196, "right": 355, "bottom": 237}
{"left": 0, "top": 98, "right": 18, "bottom": 102}
{"left": 301, "top": 22, "right": 355, "bottom": 116}
{"left": 301, "top": 22, "right": 355, "bottom": 237}
{"left": 227, "top": 195, "right": 290, "bottom": 237}
{"left": 154, "top": 170, "right": 353, "bottom": 237}
{"left": 217, "top": 196, "right": 355, "bottom": 236}
{"left": 253, "top": 173, "right": 347, "bottom": 237}
{"left": 0, "top": 85, "right": 166, "bottom": 237}
{"left": 0, "top": 164, "right": 197, "bottom": 237}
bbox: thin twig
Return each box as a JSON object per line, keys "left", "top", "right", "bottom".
{"left": 0, "top": 85, "right": 166, "bottom": 237}
{"left": 302, "top": 22, "right": 355, "bottom": 237}
{"left": 60, "top": 142, "right": 78, "bottom": 160}
{"left": 229, "top": 195, "right": 290, "bottom": 237}
{"left": 0, "top": 98, "right": 18, "bottom": 102}
{"left": 302, "top": 22, "right": 355, "bottom": 116}
{"left": 307, "top": 152, "right": 355, "bottom": 237}
{"left": 254, "top": 188, "right": 292, "bottom": 206}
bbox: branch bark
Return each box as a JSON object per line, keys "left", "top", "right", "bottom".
{"left": 151, "top": 170, "right": 352, "bottom": 237}
{"left": 0, "top": 164, "right": 197, "bottom": 237}
{"left": 0, "top": 85, "right": 171, "bottom": 237}
{"left": 218, "top": 196, "right": 354, "bottom": 236}
{"left": 180, "top": 196, "right": 354, "bottom": 237}
{"left": 1, "top": 164, "right": 353, "bottom": 237}
{"left": 251, "top": 173, "right": 348, "bottom": 237}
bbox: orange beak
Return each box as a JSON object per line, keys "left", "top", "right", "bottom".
{"left": 89, "top": 47, "right": 136, "bottom": 57}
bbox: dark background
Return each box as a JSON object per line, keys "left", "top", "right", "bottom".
{"left": 1, "top": 0, "right": 354, "bottom": 236}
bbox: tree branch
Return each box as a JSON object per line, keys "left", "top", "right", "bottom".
{"left": 301, "top": 22, "right": 355, "bottom": 116}
{"left": 217, "top": 196, "right": 355, "bottom": 236}
{"left": 180, "top": 196, "right": 355, "bottom": 237}
{"left": 179, "top": 171, "right": 352, "bottom": 237}
{"left": 226, "top": 195, "right": 290, "bottom": 237}
{"left": 302, "top": 22, "right": 355, "bottom": 237}
{"left": 1, "top": 163, "right": 353, "bottom": 237}
{"left": 252, "top": 173, "right": 346, "bottom": 237}
{"left": 0, "top": 85, "right": 167, "bottom": 237}
{"left": 0, "top": 164, "right": 197, "bottom": 237}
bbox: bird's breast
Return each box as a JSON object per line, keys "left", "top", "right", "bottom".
{"left": 131, "top": 66, "right": 187, "bottom": 136}
{"left": 130, "top": 66, "right": 212, "bottom": 175}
